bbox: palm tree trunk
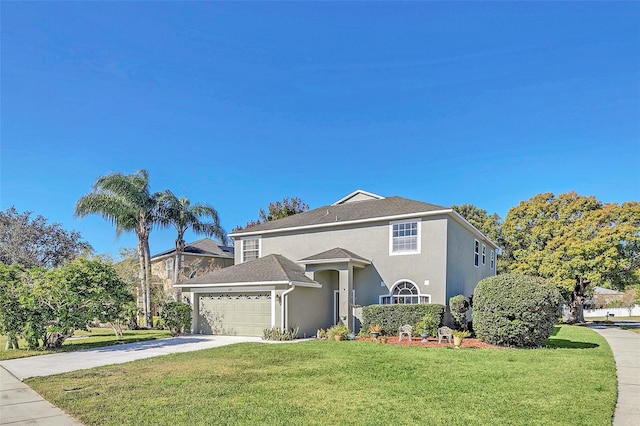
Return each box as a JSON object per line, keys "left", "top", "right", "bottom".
{"left": 143, "top": 238, "right": 153, "bottom": 327}
{"left": 137, "top": 240, "right": 148, "bottom": 326}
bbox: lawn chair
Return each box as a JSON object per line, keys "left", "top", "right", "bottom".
{"left": 398, "top": 324, "right": 413, "bottom": 342}
{"left": 437, "top": 326, "right": 453, "bottom": 345}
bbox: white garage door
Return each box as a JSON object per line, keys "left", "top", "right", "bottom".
{"left": 198, "top": 293, "right": 271, "bottom": 336}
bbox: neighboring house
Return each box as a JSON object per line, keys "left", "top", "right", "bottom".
{"left": 150, "top": 238, "right": 234, "bottom": 301}
{"left": 177, "top": 190, "right": 498, "bottom": 337}
{"left": 588, "top": 286, "right": 625, "bottom": 308}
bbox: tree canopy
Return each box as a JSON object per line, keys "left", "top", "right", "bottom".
{"left": 451, "top": 203, "right": 502, "bottom": 244}
{"left": 234, "top": 196, "right": 309, "bottom": 232}
{"left": 0, "top": 207, "right": 91, "bottom": 268}
{"left": 500, "top": 192, "right": 640, "bottom": 293}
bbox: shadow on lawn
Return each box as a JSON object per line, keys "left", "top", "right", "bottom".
{"left": 543, "top": 339, "right": 599, "bottom": 349}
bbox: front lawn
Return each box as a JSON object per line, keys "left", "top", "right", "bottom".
{"left": 0, "top": 328, "right": 171, "bottom": 361}
{"left": 27, "top": 325, "right": 616, "bottom": 425}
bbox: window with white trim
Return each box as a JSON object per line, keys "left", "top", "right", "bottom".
{"left": 242, "top": 238, "right": 260, "bottom": 262}
{"left": 490, "top": 250, "right": 495, "bottom": 270}
{"left": 166, "top": 258, "right": 174, "bottom": 279}
{"left": 474, "top": 240, "right": 479, "bottom": 267}
{"left": 380, "top": 281, "right": 430, "bottom": 304}
{"left": 390, "top": 220, "right": 421, "bottom": 255}
{"left": 482, "top": 244, "right": 486, "bottom": 265}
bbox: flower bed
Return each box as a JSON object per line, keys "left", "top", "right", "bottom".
{"left": 358, "top": 336, "right": 497, "bottom": 348}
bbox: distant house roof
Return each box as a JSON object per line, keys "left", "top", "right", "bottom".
{"left": 175, "top": 254, "right": 320, "bottom": 288}
{"left": 230, "top": 193, "right": 448, "bottom": 235}
{"left": 299, "top": 247, "right": 371, "bottom": 266}
{"left": 151, "top": 238, "right": 234, "bottom": 260}
{"left": 593, "top": 286, "right": 623, "bottom": 295}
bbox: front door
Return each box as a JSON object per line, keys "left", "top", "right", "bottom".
{"left": 333, "top": 289, "right": 356, "bottom": 330}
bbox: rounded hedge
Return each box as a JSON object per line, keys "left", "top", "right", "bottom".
{"left": 472, "top": 274, "right": 563, "bottom": 348}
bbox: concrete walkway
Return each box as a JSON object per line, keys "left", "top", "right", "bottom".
{"left": 0, "top": 335, "right": 261, "bottom": 425}
{"left": 589, "top": 325, "right": 640, "bottom": 426}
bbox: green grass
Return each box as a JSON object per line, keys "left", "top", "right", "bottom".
{"left": 0, "top": 328, "right": 171, "bottom": 360}
{"left": 27, "top": 325, "right": 616, "bottom": 426}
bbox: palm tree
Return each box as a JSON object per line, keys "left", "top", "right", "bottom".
{"left": 75, "top": 170, "right": 160, "bottom": 327}
{"left": 157, "top": 191, "right": 227, "bottom": 300}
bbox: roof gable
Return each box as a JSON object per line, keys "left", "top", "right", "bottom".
{"left": 177, "top": 254, "right": 318, "bottom": 286}
{"left": 332, "top": 190, "right": 385, "bottom": 205}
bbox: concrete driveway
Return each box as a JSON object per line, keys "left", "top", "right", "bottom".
{"left": 1, "top": 335, "right": 262, "bottom": 381}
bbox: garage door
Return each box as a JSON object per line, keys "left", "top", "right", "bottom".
{"left": 198, "top": 293, "right": 271, "bottom": 336}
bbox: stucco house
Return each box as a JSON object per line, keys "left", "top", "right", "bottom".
{"left": 150, "top": 238, "right": 234, "bottom": 302}
{"left": 177, "top": 190, "right": 498, "bottom": 337}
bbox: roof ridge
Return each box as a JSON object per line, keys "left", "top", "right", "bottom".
{"left": 271, "top": 254, "right": 290, "bottom": 277}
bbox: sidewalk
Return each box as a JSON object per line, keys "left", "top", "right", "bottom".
{"left": 589, "top": 325, "right": 640, "bottom": 426}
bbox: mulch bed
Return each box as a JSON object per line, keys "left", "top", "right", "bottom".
{"left": 356, "top": 336, "right": 496, "bottom": 349}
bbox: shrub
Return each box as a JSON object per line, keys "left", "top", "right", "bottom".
{"left": 262, "top": 326, "right": 299, "bottom": 341}
{"left": 473, "top": 274, "right": 563, "bottom": 348}
{"left": 414, "top": 314, "right": 439, "bottom": 336}
{"left": 449, "top": 294, "right": 469, "bottom": 330}
{"left": 159, "top": 302, "right": 192, "bottom": 336}
{"left": 326, "top": 323, "right": 349, "bottom": 339}
{"left": 362, "top": 304, "right": 444, "bottom": 336}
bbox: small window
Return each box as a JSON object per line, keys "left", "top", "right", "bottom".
{"left": 490, "top": 250, "right": 495, "bottom": 270}
{"left": 242, "top": 238, "right": 260, "bottom": 262}
{"left": 482, "top": 244, "right": 486, "bottom": 265}
{"left": 166, "top": 258, "right": 174, "bottom": 278}
{"left": 474, "top": 240, "right": 479, "bottom": 267}
{"left": 390, "top": 220, "right": 421, "bottom": 255}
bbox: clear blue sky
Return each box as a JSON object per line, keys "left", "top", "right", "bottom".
{"left": 2, "top": 2, "right": 639, "bottom": 259}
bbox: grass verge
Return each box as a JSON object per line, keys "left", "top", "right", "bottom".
{"left": 0, "top": 328, "right": 171, "bottom": 361}
{"left": 27, "top": 325, "right": 616, "bottom": 426}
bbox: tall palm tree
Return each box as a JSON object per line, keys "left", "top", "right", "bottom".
{"left": 75, "top": 170, "right": 160, "bottom": 327}
{"left": 157, "top": 191, "right": 227, "bottom": 300}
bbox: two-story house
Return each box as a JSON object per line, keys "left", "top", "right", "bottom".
{"left": 177, "top": 190, "right": 498, "bottom": 337}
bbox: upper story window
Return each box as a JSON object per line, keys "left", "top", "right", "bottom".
{"left": 490, "top": 250, "right": 495, "bottom": 270}
{"left": 242, "top": 237, "right": 261, "bottom": 263}
{"left": 482, "top": 244, "right": 486, "bottom": 265}
{"left": 166, "top": 258, "right": 174, "bottom": 279}
{"left": 389, "top": 219, "right": 421, "bottom": 255}
{"left": 474, "top": 240, "right": 479, "bottom": 267}
{"left": 380, "top": 280, "right": 430, "bottom": 304}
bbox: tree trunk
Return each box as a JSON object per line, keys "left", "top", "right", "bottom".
{"left": 174, "top": 234, "right": 185, "bottom": 302}
{"left": 143, "top": 237, "right": 153, "bottom": 328}
{"left": 569, "top": 276, "right": 590, "bottom": 323}
{"left": 137, "top": 240, "right": 148, "bottom": 327}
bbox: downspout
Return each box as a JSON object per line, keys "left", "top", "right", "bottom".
{"left": 280, "top": 285, "right": 296, "bottom": 330}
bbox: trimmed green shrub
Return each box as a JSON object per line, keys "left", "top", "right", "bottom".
{"left": 362, "top": 304, "right": 444, "bottom": 336}
{"left": 262, "top": 326, "right": 299, "bottom": 341}
{"left": 449, "top": 294, "right": 469, "bottom": 330}
{"left": 473, "top": 274, "right": 563, "bottom": 348}
{"left": 159, "top": 302, "right": 192, "bottom": 336}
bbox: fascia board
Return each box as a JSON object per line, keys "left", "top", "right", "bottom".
{"left": 175, "top": 280, "right": 289, "bottom": 288}
{"left": 330, "top": 189, "right": 385, "bottom": 206}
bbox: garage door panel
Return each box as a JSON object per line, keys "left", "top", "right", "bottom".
{"left": 198, "top": 293, "right": 271, "bottom": 336}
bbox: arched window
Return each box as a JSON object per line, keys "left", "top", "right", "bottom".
{"left": 380, "top": 280, "right": 430, "bottom": 304}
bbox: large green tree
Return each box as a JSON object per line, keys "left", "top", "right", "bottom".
{"left": 501, "top": 191, "right": 640, "bottom": 322}
{"left": 157, "top": 191, "right": 227, "bottom": 299}
{"left": 75, "top": 170, "right": 160, "bottom": 327}
{"left": 451, "top": 203, "right": 502, "bottom": 244}
{"left": 0, "top": 207, "right": 91, "bottom": 268}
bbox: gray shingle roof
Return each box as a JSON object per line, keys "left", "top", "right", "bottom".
{"left": 232, "top": 196, "right": 447, "bottom": 235}
{"left": 177, "top": 254, "right": 318, "bottom": 286}
{"left": 299, "top": 247, "right": 370, "bottom": 263}
{"left": 151, "top": 238, "right": 234, "bottom": 259}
